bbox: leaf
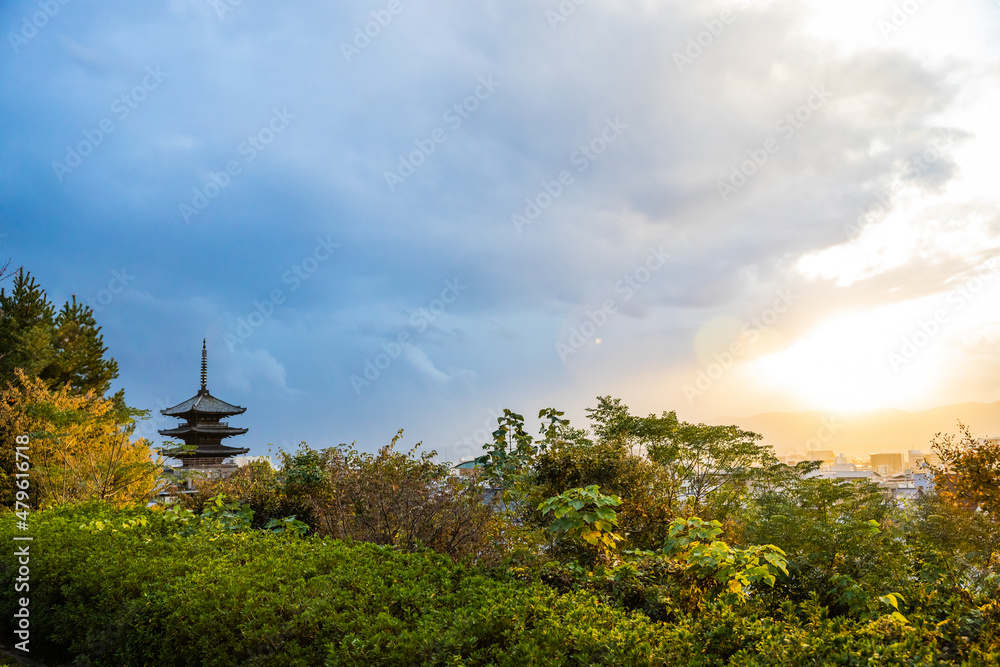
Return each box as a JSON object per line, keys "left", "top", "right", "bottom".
{"left": 549, "top": 518, "right": 576, "bottom": 533}
{"left": 878, "top": 594, "right": 899, "bottom": 610}
{"left": 595, "top": 507, "right": 616, "bottom": 522}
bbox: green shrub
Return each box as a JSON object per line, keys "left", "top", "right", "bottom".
{"left": 278, "top": 434, "right": 502, "bottom": 564}
{"left": 0, "top": 504, "right": 683, "bottom": 666}
{"left": 186, "top": 457, "right": 318, "bottom": 531}
{"left": 538, "top": 485, "right": 624, "bottom": 563}
{"left": 3, "top": 503, "right": 999, "bottom": 666}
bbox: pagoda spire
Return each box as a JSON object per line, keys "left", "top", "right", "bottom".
{"left": 200, "top": 339, "right": 207, "bottom": 392}
{"left": 158, "top": 338, "right": 248, "bottom": 467}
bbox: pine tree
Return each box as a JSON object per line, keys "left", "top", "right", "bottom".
{"left": 0, "top": 268, "right": 119, "bottom": 396}
{"left": 0, "top": 268, "right": 56, "bottom": 384}
{"left": 44, "top": 296, "right": 119, "bottom": 395}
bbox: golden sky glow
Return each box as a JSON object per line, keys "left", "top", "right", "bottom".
{"left": 5, "top": 0, "right": 1000, "bottom": 456}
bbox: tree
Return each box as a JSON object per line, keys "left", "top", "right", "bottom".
{"left": 0, "top": 268, "right": 56, "bottom": 384}
{"left": 531, "top": 420, "right": 674, "bottom": 551}
{"left": 0, "top": 369, "right": 160, "bottom": 508}
{"left": 662, "top": 516, "right": 788, "bottom": 602}
{"left": 47, "top": 296, "right": 119, "bottom": 396}
{"left": 187, "top": 458, "right": 316, "bottom": 530}
{"left": 734, "top": 467, "right": 908, "bottom": 614}
{"left": 475, "top": 408, "right": 566, "bottom": 506}
{"left": 586, "top": 397, "right": 775, "bottom": 518}
{"left": 538, "top": 485, "right": 624, "bottom": 564}
{"left": 0, "top": 256, "right": 17, "bottom": 282}
{"left": 648, "top": 419, "right": 775, "bottom": 517}
{"left": 279, "top": 434, "right": 502, "bottom": 563}
{"left": 584, "top": 396, "right": 639, "bottom": 449}
{"left": 0, "top": 269, "right": 118, "bottom": 396}
{"left": 929, "top": 422, "right": 1000, "bottom": 515}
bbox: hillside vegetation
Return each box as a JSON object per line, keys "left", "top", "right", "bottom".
{"left": 3, "top": 400, "right": 1000, "bottom": 665}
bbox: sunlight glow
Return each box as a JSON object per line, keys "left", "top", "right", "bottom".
{"left": 749, "top": 309, "right": 941, "bottom": 411}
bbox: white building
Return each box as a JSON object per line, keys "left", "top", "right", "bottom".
{"left": 232, "top": 455, "right": 274, "bottom": 468}
{"left": 805, "top": 469, "right": 877, "bottom": 482}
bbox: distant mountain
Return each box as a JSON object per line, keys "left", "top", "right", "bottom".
{"left": 708, "top": 402, "right": 1000, "bottom": 458}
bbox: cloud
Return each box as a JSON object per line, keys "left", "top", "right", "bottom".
{"left": 225, "top": 348, "right": 300, "bottom": 396}
{"left": 960, "top": 324, "right": 1000, "bottom": 356}
{"left": 3, "top": 0, "right": 999, "bottom": 450}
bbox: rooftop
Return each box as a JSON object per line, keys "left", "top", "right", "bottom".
{"left": 160, "top": 340, "right": 246, "bottom": 417}
{"left": 161, "top": 390, "right": 246, "bottom": 417}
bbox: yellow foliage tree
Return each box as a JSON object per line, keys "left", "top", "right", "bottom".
{"left": 1, "top": 369, "right": 161, "bottom": 508}
{"left": 929, "top": 422, "right": 1000, "bottom": 516}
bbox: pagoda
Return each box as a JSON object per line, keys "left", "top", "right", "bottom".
{"left": 158, "top": 340, "right": 249, "bottom": 468}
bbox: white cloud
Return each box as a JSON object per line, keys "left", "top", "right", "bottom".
{"left": 225, "top": 348, "right": 300, "bottom": 396}
{"left": 5, "top": 0, "right": 1000, "bottom": 450}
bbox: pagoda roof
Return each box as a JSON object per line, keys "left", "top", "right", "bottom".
{"left": 158, "top": 423, "right": 249, "bottom": 438}
{"left": 161, "top": 390, "right": 246, "bottom": 417}
{"left": 158, "top": 443, "right": 250, "bottom": 457}
{"left": 161, "top": 340, "right": 246, "bottom": 417}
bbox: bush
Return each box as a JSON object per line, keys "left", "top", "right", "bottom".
{"left": 735, "top": 471, "right": 911, "bottom": 614}
{"left": 7, "top": 503, "right": 998, "bottom": 666}
{"left": 278, "top": 434, "right": 502, "bottom": 564}
{"left": 531, "top": 434, "right": 675, "bottom": 552}
{"left": 0, "top": 503, "right": 691, "bottom": 666}
{"left": 186, "top": 458, "right": 317, "bottom": 530}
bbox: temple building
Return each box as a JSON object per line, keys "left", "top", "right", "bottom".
{"left": 158, "top": 340, "right": 249, "bottom": 483}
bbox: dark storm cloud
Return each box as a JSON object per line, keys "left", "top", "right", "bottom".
{"left": 1, "top": 0, "right": 991, "bottom": 456}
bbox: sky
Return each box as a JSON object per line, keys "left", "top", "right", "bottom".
{"left": 2, "top": 0, "right": 999, "bottom": 464}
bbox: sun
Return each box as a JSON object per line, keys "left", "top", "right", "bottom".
{"left": 748, "top": 309, "right": 940, "bottom": 412}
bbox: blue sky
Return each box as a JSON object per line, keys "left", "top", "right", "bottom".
{"left": 3, "top": 0, "right": 999, "bottom": 463}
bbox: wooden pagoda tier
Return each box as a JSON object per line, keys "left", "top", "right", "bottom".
{"left": 158, "top": 340, "right": 249, "bottom": 467}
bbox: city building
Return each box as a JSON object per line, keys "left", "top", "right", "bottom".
{"left": 805, "top": 468, "right": 877, "bottom": 482}
{"left": 807, "top": 450, "right": 836, "bottom": 465}
{"left": 869, "top": 452, "right": 904, "bottom": 475}
{"left": 877, "top": 470, "right": 935, "bottom": 500}
{"left": 777, "top": 451, "right": 836, "bottom": 467}
{"left": 453, "top": 459, "right": 481, "bottom": 477}
{"left": 907, "top": 450, "right": 927, "bottom": 471}
{"left": 233, "top": 455, "right": 273, "bottom": 469}
{"left": 831, "top": 453, "right": 857, "bottom": 472}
